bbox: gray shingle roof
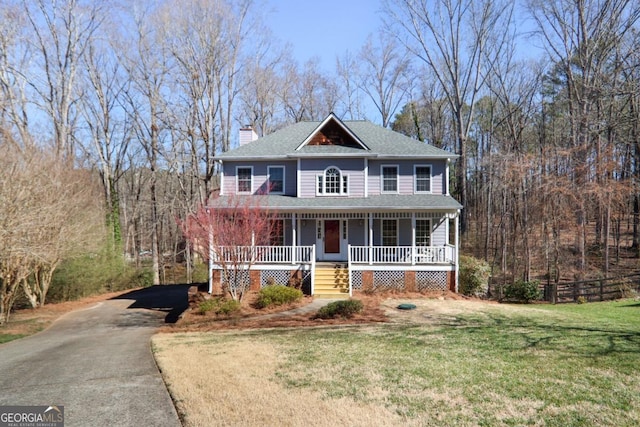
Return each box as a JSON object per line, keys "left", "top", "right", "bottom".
{"left": 207, "top": 194, "right": 462, "bottom": 212}
{"left": 219, "top": 119, "right": 455, "bottom": 159}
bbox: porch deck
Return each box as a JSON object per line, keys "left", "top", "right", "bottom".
{"left": 209, "top": 244, "right": 458, "bottom": 296}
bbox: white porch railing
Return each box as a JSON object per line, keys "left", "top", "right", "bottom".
{"left": 349, "top": 245, "right": 455, "bottom": 265}
{"left": 212, "top": 245, "right": 314, "bottom": 265}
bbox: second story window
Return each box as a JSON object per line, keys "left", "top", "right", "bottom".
{"left": 381, "top": 165, "right": 398, "bottom": 193}
{"left": 268, "top": 166, "right": 284, "bottom": 194}
{"left": 317, "top": 166, "right": 348, "bottom": 195}
{"left": 236, "top": 166, "right": 253, "bottom": 193}
{"left": 414, "top": 165, "right": 432, "bottom": 193}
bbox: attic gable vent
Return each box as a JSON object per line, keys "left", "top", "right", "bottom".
{"left": 296, "top": 113, "right": 369, "bottom": 151}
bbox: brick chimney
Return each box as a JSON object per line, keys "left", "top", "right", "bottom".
{"left": 239, "top": 125, "right": 258, "bottom": 146}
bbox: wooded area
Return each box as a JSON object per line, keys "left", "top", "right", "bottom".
{"left": 1, "top": 0, "right": 639, "bottom": 321}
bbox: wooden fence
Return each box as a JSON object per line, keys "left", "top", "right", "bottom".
{"left": 541, "top": 273, "right": 640, "bottom": 303}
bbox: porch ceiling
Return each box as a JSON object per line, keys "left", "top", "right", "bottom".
{"left": 208, "top": 194, "right": 462, "bottom": 212}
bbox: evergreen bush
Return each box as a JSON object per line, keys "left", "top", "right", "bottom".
{"left": 459, "top": 255, "right": 491, "bottom": 297}
{"left": 315, "top": 299, "right": 364, "bottom": 319}
{"left": 255, "top": 285, "right": 303, "bottom": 308}
{"left": 504, "top": 280, "right": 541, "bottom": 303}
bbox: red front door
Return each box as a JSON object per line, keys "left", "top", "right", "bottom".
{"left": 324, "top": 220, "right": 340, "bottom": 254}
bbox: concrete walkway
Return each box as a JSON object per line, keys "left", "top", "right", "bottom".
{"left": 0, "top": 285, "right": 190, "bottom": 427}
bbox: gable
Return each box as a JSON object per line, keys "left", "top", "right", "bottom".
{"left": 296, "top": 113, "right": 369, "bottom": 151}
{"left": 305, "top": 120, "right": 362, "bottom": 148}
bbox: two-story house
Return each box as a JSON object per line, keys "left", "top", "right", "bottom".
{"left": 207, "top": 113, "right": 462, "bottom": 298}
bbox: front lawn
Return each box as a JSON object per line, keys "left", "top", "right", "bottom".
{"left": 153, "top": 299, "right": 640, "bottom": 426}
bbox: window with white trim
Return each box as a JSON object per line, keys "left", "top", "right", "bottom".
{"left": 270, "top": 219, "right": 285, "bottom": 246}
{"left": 382, "top": 219, "right": 398, "bottom": 246}
{"left": 236, "top": 166, "right": 252, "bottom": 193}
{"left": 317, "top": 166, "right": 348, "bottom": 195}
{"left": 268, "top": 166, "right": 285, "bottom": 194}
{"left": 414, "top": 165, "right": 432, "bottom": 193}
{"left": 381, "top": 165, "right": 398, "bottom": 193}
{"left": 415, "top": 219, "right": 431, "bottom": 246}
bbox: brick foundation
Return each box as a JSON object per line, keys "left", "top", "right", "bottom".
{"left": 404, "top": 271, "right": 416, "bottom": 292}
{"left": 211, "top": 270, "right": 223, "bottom": 294}
{"left": 250, "top": 270, "right": 261, "bottom": 291}
{"left": 448, "top": 271, "right": 456, "bottom": 292}
{"left": 362, "top": 271, "right": 373, "bottom": 292}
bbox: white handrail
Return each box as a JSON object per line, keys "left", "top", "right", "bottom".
{"left": 212, "top": 245, "right": 314, "bottom": 264}
{"left": 349, "top": 245, "right": 454, "bottom": 264}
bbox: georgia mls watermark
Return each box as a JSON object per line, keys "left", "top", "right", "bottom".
{"left": 0, "top": 406, "right": 64, "bottom": 427}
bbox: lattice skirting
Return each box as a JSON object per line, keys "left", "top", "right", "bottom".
{"left": 222, "top": 270, "right": 250, "bottom": 291}
{"left": 373, "top": 271, "right": 405, "bottom": 291}
{"left": 416, "top": 271, "right": 448, "bottom": 291}
{"left": 351, "top": 271, "right": 363, "bottom": 290}
{"left": 350, "top": 270, "right": 449, "bottom": 291}
{"left": 260, "top": 270, "right": 293, "bottom": 286}
{"left": 260, "top": 269, "right": 312, "bottom": 292}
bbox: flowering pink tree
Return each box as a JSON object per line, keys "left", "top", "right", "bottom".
{"left": 179, "top": 192, "right": 280, "bottom": 301}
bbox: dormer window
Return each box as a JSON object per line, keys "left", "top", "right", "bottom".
{"left": 317, "top": 166, "right": 348, "bottom": 195}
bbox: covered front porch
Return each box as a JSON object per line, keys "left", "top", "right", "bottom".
{"left": 209, "top": 210, "right": 460, "bottom": 296}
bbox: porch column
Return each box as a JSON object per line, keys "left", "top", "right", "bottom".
{"left": 368, "top": 213, "right": 373, "bottom": 265}
{"left": 454, "top": 211, "right": 460, "bottom": 292}
{"left": 411, "top": 213, "right": 416, "bottom": 266}
{"left": 292, "top": 213, "right": 297, "bottom": 264}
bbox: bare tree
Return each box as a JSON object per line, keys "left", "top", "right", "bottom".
{"left": 282, "top": 57, "right": 338, "bottom": 122}
{"left": 23, "top": 0, "right": 104, "bottom": 158}
{"left": 78, "top": 33, "right": 131, "bottom": 252}
{"left": 529, "top": 0, "right": 640, "bottom": 276}
{"left": 121, "top": 4, "right": 171, "bottom": 285}
{"left": 0, "top": 139, "right": 103, "bottom": 322}
{"left": 384, "top": 0, "right": 513, "bottom": 232}
{"left": 358, "top": 34, "right": 413, "bottom": 127}
{"left": 0, "top": 2, "right": 32, "bottom": 149}
{"left": 336, "top": 51, "right": 365, "bottom": 120}
{"left": 239, "top": 43, "right": 288, "bottom": 137}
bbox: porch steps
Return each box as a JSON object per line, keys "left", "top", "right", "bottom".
{"left": 314, "top": 263, "right": 350, "bottom": 299}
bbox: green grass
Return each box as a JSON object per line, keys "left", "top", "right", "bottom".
{"left": 250, "top": 300, "right": 640, "bottom": 426}
{"left": 0, "top": 333, "right": 25, "bottom": 344}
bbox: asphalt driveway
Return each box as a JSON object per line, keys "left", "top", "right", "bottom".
{"left": 0, "top": 285, "right": 191, "bottom": 427}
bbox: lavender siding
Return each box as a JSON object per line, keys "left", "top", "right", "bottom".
{"left": 222, "top": 161, "right": 296, "bottom": 195}
{"left": 298, "top": 158, "right": 366, "bottom": 198}
{"left": 431, "top": 218, "right": 448, "bottom": 246}
{"left": 368, "top": 159, "right": 446, "bottom": 196}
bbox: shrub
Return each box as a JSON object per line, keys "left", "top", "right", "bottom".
{"left": 49, "top": 249, "right": 152, "bottom": 303}
{"left": 255, "top": 285, "right": 303, "bottom": 308}
{"left": 198, "top": 299, "right": 216, "bottom": 314}
{"left": 198, "top": 297, "right": 241, "bottom": 316}
{"left": 504, "top": 280, "right": 541, "bottom": 303}
{"left": 459, "top": 255, "right": 491, "bottom": 297}
{"left": 316, "top": 299, "right": 364, "bottom": 319}
{"left": 217, "top": 299, "right": 241, "bottom": 315}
